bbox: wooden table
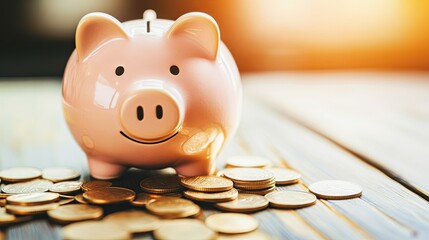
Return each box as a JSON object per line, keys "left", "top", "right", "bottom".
{"left": 1, "top": 72, "right": 428, "bottom": 239}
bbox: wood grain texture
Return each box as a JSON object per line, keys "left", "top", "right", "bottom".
{"left": 237, "top": 98, "right": 429, "bottom": 239}
{"left": 245, "top": 72, "right": 429, "bottom": 199}
{"left": 1, "top": 76, "right": 428, "bottom": 239}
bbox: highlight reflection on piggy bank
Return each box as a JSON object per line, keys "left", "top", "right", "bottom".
{"left": 62, "top": 10, "right": 242, "bottom": 179}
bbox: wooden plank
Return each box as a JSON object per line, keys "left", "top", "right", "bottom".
{"left": 2, "top": 79, "right": 428, "bottom": 239}
{"left": 244, "top": 72, "right": 429, "bottom": 199}
{"left": 238, "top": 95, "right": 429, "bottom": 239}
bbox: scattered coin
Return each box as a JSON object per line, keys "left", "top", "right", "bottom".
{"left": 154, "top": 219, "right": 217, "bottom": 240}
{"left": 265, "top": 168, "right": 301, "bottom": 185}
{"left": 205, "top": 213, "right": 259, "bottom": 234}
{"left": 42, "top": 167, "right": 81, "bottom": 182}
{"left": 49, "top": 181, "right": 82, "bottom": 194}
{"left": 62, "top": 221, "right": 130, "bottom": 240}
{"left": 265, "top": 191, "right": 316, "bottom": 209}
{"left": 215, "top": 193, "right": 269, "bottom": 213}
{"left": 217, "top": 230, "right": 271, "bottom": 240}
{"left": 81, "top": 180, "right": 112, "bottom": 192}
{"left": 226, "top": 156, "right": 271, "bottom": 168}
{"left": 0, "top": 167, "right": 42, "bottom": 182}
{"left": 48, "top": 204, "right": 103, "bottom": 223}
{"left": 6, "top": 202, "right": 59, "bottom": 215}
{"left": 146, "top": 197, "right": 200, "bottom": 218}
{"left": 103, "top": 210, "right": 160, "bottom": 233}
{"left": 1, "top": 179, "right": 53, "bottom": 194}
{"left": 83, "top": 187, "right": 135, "bottom": 205}
{"left": 0, "top": 207, "right": 32, "bottom": 225}
{"left": 74, "top": 194, "right": 88, "bottom": 204}
{"left": 6, "top": 192, "right": 60, "bottom": 206}
{"left": 180, "top": 176, "right": 233, "bottom": 192}
{"left": 308, "top": 180, "right": 362, "bottom": 200}
{"left": 58, "top": 198, "right": 75, "bottom": 205}
{"left": 131, "top": 193, "right": 162, "bottom": 207}
{"left": 184, "top": 188, "right": 238, "bottom": 203}
{"left": 223, "top": 168, "right": 274, "bottom": 183}
{"left": 140, "top": 175, "right": 183, "bottom": 194}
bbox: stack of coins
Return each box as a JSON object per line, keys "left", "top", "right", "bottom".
{"left": 180, "top": 176, "right": 238, "bottom": 203}
{"left": 222, "top": 168, "right": 276, "bottom": 195}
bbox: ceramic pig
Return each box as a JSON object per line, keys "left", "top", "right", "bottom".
{"left": 62, "top": 10, "right": 242, "bottom": 179}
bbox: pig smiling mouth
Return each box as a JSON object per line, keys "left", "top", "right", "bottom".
{"left": 119, "top": 131, "right": 179, "bottom": 145}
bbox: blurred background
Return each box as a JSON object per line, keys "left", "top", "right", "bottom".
{"left": 1, "top": 0, "right": 429, "bottom": 77}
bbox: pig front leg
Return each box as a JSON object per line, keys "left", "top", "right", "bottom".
{"left": 87, "top": 156, "right": 127, "bottom": 179}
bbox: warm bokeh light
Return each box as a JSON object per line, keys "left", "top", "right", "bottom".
{"left": 231, "top": 0, "right": 429, "bottom": 71}
{"left": 2, "top": 0, "right": 429, "bottom": 76}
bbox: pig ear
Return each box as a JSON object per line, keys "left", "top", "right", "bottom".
{"left": 167, "top": 12, "right": 220, "bottom": 60}
{"left": 76, "top": 12, "right": 129, "bottom": 61}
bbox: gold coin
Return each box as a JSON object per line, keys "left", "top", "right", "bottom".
{"left": 184, "top": 188, "right": 238, "bottom": 203}
{"left": 49, "top": 181, "right": 82, "bottom": 194}
{"left": 223, "top": 168, "right": 274, "bottom": 183}
{"left": 48, "top": 204, "right": 103, "bottom": 223}
{"left": 1, "top": 179, "right": 53, "bottom": 194}
{"left": 154, "top": 219, "right": 217, "bottom": 240}
{"left": 103, "top": 210, "right": 160, "bottom": 233}
{"left": 217, "top": 230, "right": 271, "bottom": 240}
{"left": 265, "top": 168, "right": 301, "bottom": 185}
{"left": 215, "top": 193, "right": 269, "bottom": 213}
{"left": 0, "top": 167, "right": 42, "bottom": 182}
{"left": 6, "top": 202, "right": 59, "bottom": 215}
{"left": 131, "top": 193, "right": 160, "bottom": 207}
{"left": 0, "top": 199, "right": 5, "bottom": 207}
{"left": 205, "top": 213, "right": 259, "bottom": 234}
{"left": 146, "top": 197, "right": 200, "bottom": 218}
{"left": 237, "top": 186, "right": 276, "bottom": 196}
{"left": 183, "top": 188, "right": 238, "bottom": 203}
{"left": 62, "top": 221, "right": 130, "bottom": 240}
{"left": 83, "top": 187, "right": 135, "bottom": 205}
{"left": 226, "top": 156, "right": 271, "bottom": 168}
{"left": 140, "top": 175, "right": 183, "bottom": 194}
{"left": 81, "top": 180, "right": 112, "bottom": 192}
{"left": 6, "top": 192, "right": 60, "bottom": 206}
{"left": 308, "top": 180, "right": 363, "bottom": 200}
{"left": 42, "top": 167, "right": 80, "bottom": 182}
{"left": 0, "top": 207, "right": 32, "bottom": 225}
{"left": 58, "top": 198, "right": 75, "bottom": 205}
{"left": 74, "top": 194, "right": 88, "bottom": 204}
{"left": 180, "top": 176, "right": 233, "bottom": 192}
{"left": 265, "top": 191, "right": 316, "bottom": 209}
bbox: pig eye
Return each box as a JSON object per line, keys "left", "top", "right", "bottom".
{"left": 115, "top": 66, "right": 124, "bottom": 76}
{"left": 170, "top": 65, "right": 179, "bottom": 75}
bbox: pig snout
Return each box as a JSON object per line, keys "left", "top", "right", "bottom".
{"left": 119, "top": 86, "right": 184, "bottom": 144}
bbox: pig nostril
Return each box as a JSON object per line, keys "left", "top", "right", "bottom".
{"left": 137, "top": 106, "right": 144, "bottom": 121}
{"left": 156, "top": 105, "right": 163, "bottom": 119}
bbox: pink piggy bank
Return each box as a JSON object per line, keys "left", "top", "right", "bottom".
{"left": 62, "top": 10, "right": 242, "bottom": 179}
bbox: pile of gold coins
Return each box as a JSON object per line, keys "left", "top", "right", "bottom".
{"left": 0, "top": 156, "right": 363, "bottom": 240}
